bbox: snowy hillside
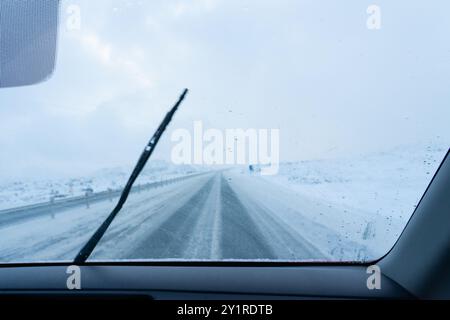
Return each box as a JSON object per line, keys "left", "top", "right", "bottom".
{"left": 272, "top": 143, "right": 447, "bottom": 219}
{"left": 257, "top": 142, "right": 449, "bottom": 258}
{"left": 0, "top": 161, "right": 201, "bottom": 211}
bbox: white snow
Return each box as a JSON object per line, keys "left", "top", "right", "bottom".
{"left": 0, "top": 160, "right": 202, "bottom": 211}
{"left": 249, "top": 142, "right": 449, "bottom": 259}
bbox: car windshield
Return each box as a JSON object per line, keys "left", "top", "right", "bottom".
{"left": 0, "top": 0, "right": 449, "bottom": 264}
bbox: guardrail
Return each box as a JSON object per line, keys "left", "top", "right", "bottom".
{"left": 0, "top": 171, "right": 210, "bottom": 227}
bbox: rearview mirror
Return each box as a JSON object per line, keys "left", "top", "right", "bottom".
{"left": 0, "top": 0, "right": 60, "bottom": 88}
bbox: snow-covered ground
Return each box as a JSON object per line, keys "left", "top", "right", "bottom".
{"left": 270, "top": 143, "right": 447, "bottom": 220}
{"left": 0, "top": 160, "right": 201, "bottom": 211}
{"left": 251, "top": 142, "right": 449, "bottom": 258}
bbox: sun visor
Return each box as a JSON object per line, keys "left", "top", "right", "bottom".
{"left": 0, "top": 0, "right": 60, "bottom": 88}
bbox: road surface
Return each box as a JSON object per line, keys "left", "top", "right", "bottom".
{"left": 100, "top": 172, "right": 323, "bottom": 261}
{"left": 0, "top": 170, "right": 360, "bottom": 263}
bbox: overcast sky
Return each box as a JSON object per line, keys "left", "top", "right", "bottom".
{"left": 1, "top": 0, "right": 449, "bottom": 180}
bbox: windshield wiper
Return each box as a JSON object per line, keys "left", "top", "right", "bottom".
{"left": 73, "top": 89, "right": 189, "bottom": 264}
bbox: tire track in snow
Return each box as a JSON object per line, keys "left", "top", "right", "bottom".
{"left": 124, "top": 176, "right": 216, "bottom": 259}
{"left": 90, "top": 174, "right": 215, "bottom": 260}
{"left": 184, "top": 173, "right": 222, "bottom": 259}
{"left": 227, "top": 187, "right": 327, "bottom": 260}
{"left": 219, "top": 176, "right": 277, "bottom": 260}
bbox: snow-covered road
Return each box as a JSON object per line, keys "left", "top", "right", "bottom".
{"left": 0, "top": 170, "right": 376, "bottom": 263}
{"left": 93, "top": 172, "right": 326, "bottom": 261}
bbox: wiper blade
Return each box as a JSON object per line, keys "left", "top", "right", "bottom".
{"left": 73, "top": 89, "right": 189, "bottom": 264}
